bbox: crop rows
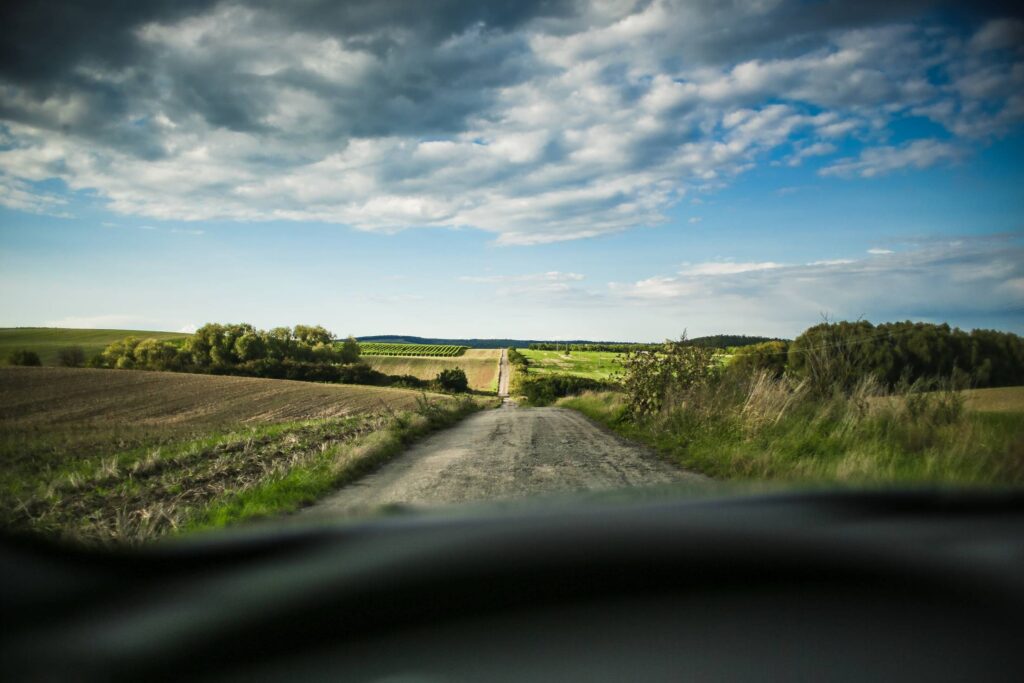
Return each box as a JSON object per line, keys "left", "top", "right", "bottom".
{"left": 360, "top": 343, "right": 468, "bottom": 357}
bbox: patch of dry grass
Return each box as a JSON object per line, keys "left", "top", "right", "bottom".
{"left": 362, "top": 350, "right": 500, "bottom": 391}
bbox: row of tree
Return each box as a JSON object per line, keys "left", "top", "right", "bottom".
{"left": 88, "top": 323, "right": 471, "bottom": 393}
{"left": 732, "top": 321, "right": 1024, "bottom": 390}
{"left": 96, "top": 324, "right": 361, "bottom": 372}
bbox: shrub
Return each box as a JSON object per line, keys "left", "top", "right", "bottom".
{"left": 618, "top": 336, "right": 717, "bottom": 417}
{"left": 518, "top": 374, "right": 613, "bottom": 406}
{"left": 436, "top": 368, "right": 469, "bottom": 393}
{"left": 7, "top": 349, "right": 41, "bottom": 366}
{"left": 728, "top": 340, "right": 789, "bottom": 378}
{"left": 57, "top": 346, "right": 86, "bottom": 367}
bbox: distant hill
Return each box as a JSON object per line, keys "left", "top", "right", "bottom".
{"left": 357, "top": 334, "right": 786, "bottom": 350}
{"left": 0, "top": 327, "right": 190, "bottom": 366}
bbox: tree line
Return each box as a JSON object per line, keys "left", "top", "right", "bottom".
{"left": 12, "top": 323, "right": 471, "bottom": 393}
{"left": 731, "top": 321, "right": 1024, "bottom": 390}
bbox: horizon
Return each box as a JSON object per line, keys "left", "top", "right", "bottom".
{"left": 2, "top": 1, "right": 1023, "bottom": 339}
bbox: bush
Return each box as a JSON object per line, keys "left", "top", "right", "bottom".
{"left": 618, "top": 336, "right": 717, "bottom": 417}
{"left": 7, "top": 349, "right": 41, "bottom": 366}
{"left": 436, "top": 368, "right": 469, "bottom": 393}
{"left": 518, "top": 374, "right": 613, "bottom": 406}
{"left": 57, "top": 346, "right": 86, "bottom": 367}
{"left": 728, "top": 340, "right": 789, "bottom": 379}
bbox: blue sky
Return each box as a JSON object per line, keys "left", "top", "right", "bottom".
{"left": 1, "top": 1, "right": 1022, "bottom": 340}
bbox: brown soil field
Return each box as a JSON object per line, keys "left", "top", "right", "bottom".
{"left": 0, "top": 366, "right": 453, "bottom": 463}
{"left": 363, "top": 349, "right": 501, "bottom": 391}
{"left": 0, "top": 367, "right": 462, "bottom": 541}
{"left": 0, "top": 366, "right": 449, "bottom": 428}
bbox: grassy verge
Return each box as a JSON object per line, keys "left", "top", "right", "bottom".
{"left": 559, "top": 383, "right": 1024, "bottom": 486}
{"left": 188, "top": 396, "right": 485, "bottom": 533}
{"left": 4, "top": 395, "right": 491, "bottom": 544}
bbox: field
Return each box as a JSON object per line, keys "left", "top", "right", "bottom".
{"left": 359, "top": 342, "right": 467, "bottom": 357}
{"left": 0, "top": 327, "right": 189, "bottom": 366}
{"left": 0, "top": 367, "right": 481, "bottom": 543}
{"left": 518, "top": 349, "right": 622, "bottom": 381}
{"left": 363, "top": 349, "right": 501, "bottom": 392}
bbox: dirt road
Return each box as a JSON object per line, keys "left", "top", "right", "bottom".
{"left": 497, "top": 348, "right": 511, "bottom": 397}
{"left": 308, "top": 403, "right": 705, "bottom": 517}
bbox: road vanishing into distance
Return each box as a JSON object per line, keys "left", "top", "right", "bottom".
{"left": 308, "top": 400, "right": 707, "bottom": 518}
{"left": 497, "top": 348, "right": 511, "bottom": 398}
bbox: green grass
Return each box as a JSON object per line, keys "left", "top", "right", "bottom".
{"left": 0, "top": 327, "right": 189, "bottom": 366}
{"left": 519, "top": 349, "right": 622, "bottom": 380}
{"left": 188, "top": 397, "right": 483, "bottom": 532}
{"left": 559, "top": 383, "right": 1024, "bottom": 486}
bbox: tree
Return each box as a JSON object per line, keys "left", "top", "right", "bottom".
{"left": 729, "top": 341, "right": 789, "bottom": 378}
{"left": 133, "top": 338, "right": 183, "bottom": 371}
{"left": 338, "top": 336, "right": 361, "bottom": 364}
{"left": 7, "top": 349, "right": 41, "bottom": 366}
{"left": 57, "top": 346, "right": 86, "bottom": 367}
{"left": 234, "top": 332, "right": 267, "bottom": 362}
{"left": 436, "top": 368, "right": 469, "bottom": 393}
{"left": 102, "top": 337, "right": 142, "bottom": 369}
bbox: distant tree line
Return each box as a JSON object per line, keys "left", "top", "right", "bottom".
{"left": 526, "top": 335, "right": 781, "bottom": 353}
{"left": 685, "top": 334, "right": 784, "bottom": 349}
{"left": 87, "top": 323, "right": 470, "bottom": 393}
{"left": 731, "top": 321, "right": 1024, "bottom": 390}
{"left": 528, "top": 342, "right": 660, "bottom": 352}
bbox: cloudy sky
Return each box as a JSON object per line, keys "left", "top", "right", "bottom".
{"left": 1, "top": 0, "right": 1022, "bottom": 340}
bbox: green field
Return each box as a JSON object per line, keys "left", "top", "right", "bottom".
{"left": 359, "top": 342, "right": 468, "bottom": 357}
{"left": 0, "top": 327, "right": 189, "bottom": 366}
{"left": 519, "top": 349, "right": 622, "bottom": 380}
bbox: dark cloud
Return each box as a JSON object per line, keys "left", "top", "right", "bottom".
{"left": 0, "top": 1, "right": 1022, "bottom": 241}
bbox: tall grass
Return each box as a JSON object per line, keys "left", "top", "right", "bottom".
{"left": 559, "top": 371, "right": 1024, "bottom": 486}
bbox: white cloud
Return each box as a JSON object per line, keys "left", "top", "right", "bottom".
{"left": 609, "top": 238, "right": 1024, "bottom": 333}
{"left": 681, "top": 261, "right": 782, "bottom": 276}
{"left": 688, "top": 216, "right": 702, "bottom": 224}
{"left": 459, "top": 271, "right": 585, "bottom": 283}
{"left": 0, "top": 4, "right": 1021, "bottom": 243}
{"left": 867, "top": 248, "right": 894, "bottom": 255}
{"left": 808, "top": 259, "right": 855, "bottom": 266}
{"left": 45, "top": 314, "right": 160, "bottom": 329}
{"left": 820, "top": 139, "right": 962, "bottom": 178}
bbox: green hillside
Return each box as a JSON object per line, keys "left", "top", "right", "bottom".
{"left": 0, "top": 327, "right": 189, "bottom": 366}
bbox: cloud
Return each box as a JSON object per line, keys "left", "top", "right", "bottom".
{"left": 459, "top": 271, "right": 584, "bottom": 283}
{"left": 0, "top": 174, "right": 72, "bottom": 217}
{"left": 1, "top": 2, "right": 1022, "bottom": 243}
{"left": 681, "top": 261, "right": 782, "bottom": 276}
{"left": 610, "top": 236, "right": 1024, "bottom": 332}
{"left": 819, "top": 139, "right": 963, "bottom": 178}
{"left": 688, "top": 216, "right": 702, "bottom": 224}
{"left": 867, "top": 248, "right": 895, "bottom": 254}
{"left": 44, "top": 314, "right": 160, "bottom": 329}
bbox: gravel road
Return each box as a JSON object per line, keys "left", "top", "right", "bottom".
{"left": 497, "top": 348, "right": 511, "bottom": 397}
{"left": 308, "top": 402, "right": 706, "bottom": 517}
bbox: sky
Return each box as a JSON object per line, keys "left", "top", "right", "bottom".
{"left": 1, "top": 0, "right": 1022, "bottom": 341}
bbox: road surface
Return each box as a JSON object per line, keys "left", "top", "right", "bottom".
{"left": 497, "top": 348, "right": 511, "bottom": 397}
{"left": 308, "top": 402, "right": 705, "bottom": 518}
